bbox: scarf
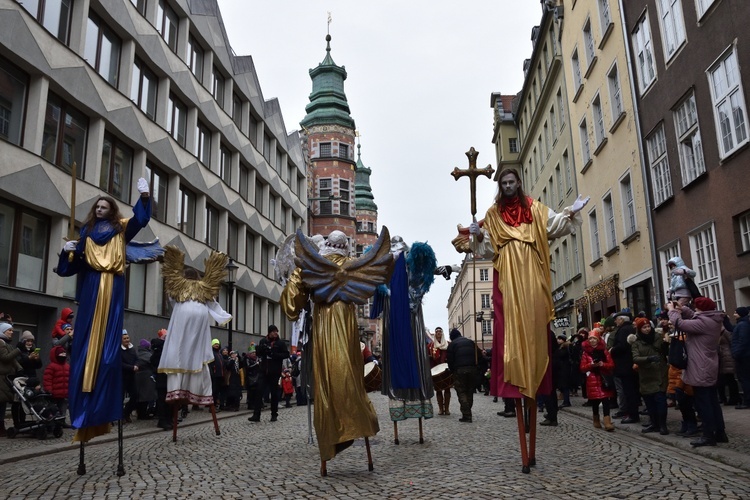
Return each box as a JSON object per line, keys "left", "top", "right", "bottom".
{"left": 432, "top": 333, "right": 448, "bottom": 351}
{"left": 498, "top": 196, "right": 534, "bottom": 227}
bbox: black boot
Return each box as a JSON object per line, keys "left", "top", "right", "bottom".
{"left": 247, "top": 410, "right": 261, "bottom": 422}
{"left": 658, "top": 414, "right": 669, "bottom": 435}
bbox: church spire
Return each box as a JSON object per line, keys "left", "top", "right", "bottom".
{"left": 355, "top": 142, "right": 377, "bottom": 211}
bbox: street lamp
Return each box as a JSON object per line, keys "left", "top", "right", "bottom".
{"left": 225, "top": 258, "right": 238, "bottom": 351}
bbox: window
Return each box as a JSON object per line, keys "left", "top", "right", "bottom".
{"left": 19, "top": 0, "right": 72, "bottom": 43}
{"left": 592, "top": 94, "right": 606, "bottom": 148}
{"left": 482, "top": 320, "right": 492, "bottom": 337}
{"left": 632, "top": 15, "right": 657, "bottom": 93}
{"left": 509, "top": 138, "right": 518, "bottom": 153}
{"left": 41, "top": 94, "right": 88, "bottom": 175}
{"left": 339, "top": 179, "right": 350, "bottom": 216}
{"left": 83, "top": 14, "right": 121, "bottom": 86}
{"left": 253, "top": 296, "right": 262, "bottom": 334}
{"left": 673, "top": 93, "right": 706, "bottom": 185}
{"left": 549, "top": 107, "right": 557, "bottom": 140}
{"left": 339, "top": 143, "right": 349, "bottom": 159}
{"left": 187, "top": 36, "right": 204, "bottom": 82}
{"left": 239, "top": 163, "right": 249, "bottom": 200}
{"left": 647, "top": 125, "right": 673, "bottom": 206}
{"left": 708, "top": 47, "right": 749, "bottom": 158}
{"left": 583, "top": 19, "right": 596, "bottom": 67}
{"left": 572, "top": 233, "right": 581, "bottom": 275}
{"left": 220, "top": 145, "right": 231, "bottom": 185}
{"left": 0, "top": 201, "right": 49, "bottom": 291}
{"left": 260, "top": 241, "right": 269, "bottom": 277}
{"left": 543, "top": 123, "right": 550, "bottom": 159}
{"left": 319, "top": 142, "right": 331, "bottom": 157}
{"left": 562, "top": 240, "right": 570, "bottom": 282}
{"left": 263, "top": 134, "right": 272, "bottom": 162}
{"left": 556, "top": 89, "right": 565, "bottom": 131}
{"left": 235, "top": 289, "right": 246, "bottom": 332}
{"left": 100, "top": 133, "right": 133, "bottom": 202}
{"left": 130, "top": 0, "right": 146, "bottom": 16}
{"left": 563, "top": 150, "right": 572, "bottom": 192}
{"left": 195, "top": 120, "right": 211, "bottom": 165}
{"left": 657, "top": 0, "right": 686, "bottom": 61}
{"left": 319, "top": 178, "right": 332, "bottom": 215}
{"left": 167, "top": 93, "right": 187, "bottom": 147}
{"left": 255, "top": 180, "right": 264, "bottom": 213}
{"left": 619, "top": 174, "right": 636, "bottom": 237}
{"left": 248, "top": 113, "right": 258, "bottom": 148}
{"left": 280, "top": 205, "right": 287, "bottom": 233}
{"left": 0, "top": 58, "right": 28, "bottom": 146}
{"left": 268, "top": 193, "right": 276, "bottom": 225}
{"left": 205, "top": 204, "right": 219, "bottom": 249}
{"left": 589, "top": 209, "right": 601, "bottom": 261}
{"left": 696, "top": 0, "right": 718, "bottom": 18}
{"left": 555, "top": 165, "right": 563, "bottom": 206}
{"left": 232, "top": 93, "right": 242, "bottom": 127}
{"left": 212, "top": 66, "right": 225, "bottom": 107}
{"left": 603, "top": 193, "right": 616, "bottom": 250}
{"left": 245, "top": 231, "right": 255, "bottom": 269}
{"left": 145, "top": 162, "right": 168, "bottom": 223}
{"left": 479, "top": 268, "right": 489, "bottom": 281}
{"left": 571, "top": 49, "right": 583, "bottom": 92}
{"left": 156, "top": 0, "right": 178, "bottom": 52}
{"left": 553, "top": 249, "right": 560, "bottom": 288}
{"left": 481, "top": 294, "right": 491, "bottom": 309}
{"left": 178, "top": 185, "right": 196, "bottom": 237}
{"left": 738, "top": 211, "right": 750, "bottom": 253}
{"left": 275, "top": 148, "right": 283, "bottom": 173}
{"left": 598, "top": 0, "right": 612, "bottom": 31}
{"left": 126, "top": 264, "right": 146, "bottom": 311}
{"left": 608, "top": 63, "right": 623, "bottom": 120}
{"left": 131, "top": 58, "right": 157, "bottom": 119}
{"left": 227, "top": 219, "right": 238, "bottom": 260}
{"left": 579, "top": 117, "right": 591, "bottom": 165}
{"left": 690, "top": 224, "right": 724, "bottom": 309}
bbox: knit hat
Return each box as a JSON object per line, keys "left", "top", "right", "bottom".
{"left": 588, "top": 329, "right": 601, "bottom": 339}
{"left": 449, "top": 328, "right": 461, "bottom": 340}
{"left": 212, "top": 338, "right": 220, "bottom": 346}
{"left": 20, "top": 330, "right": 35, "bottom": 342}
{"left": 122, "top": 329, "right": 128, "bottom": 336}
{"left": 157, "top": 328, "right": 168, "bottom": 339}
{"left": 247, "top": 344, "right": 256, "bottom": 353}
{"left": 0, "top": 322, "right": 13, "bottom": 335}
{"left": 633, "top": 317, "right": 651, "bottom": 331}
{"left": 602, "top": 317, "right": 616, "bottom": 328}
{"left": 62, "top": 323, "right": 72, "bottom": 331}
{"left": 736, "top": 306, "right": 749, "bottom": 318}
{"left": 694, "top": 297, "right": 717, "bottom": 311}
{"left": 139, "top": 339, "right": 151, "bottom": 348}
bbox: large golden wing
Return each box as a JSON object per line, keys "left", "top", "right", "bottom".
{"left": 294, "top": 227, "right": 394, "bottom": 305}
{"left": 162, "top": 245, "right": 228, "bottom": 303}
{"left": 162, "top": 246, "right": 189, "bottom": 299}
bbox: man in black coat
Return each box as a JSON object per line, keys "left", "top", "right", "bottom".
{"left": 447, "top": 328, "right": 479, "bottom": 423}
{"left": 609, "top": 310, "right": 640, "bottom": 423}
{"left": 250, "top": 325, "right": 289, "bottom": 422}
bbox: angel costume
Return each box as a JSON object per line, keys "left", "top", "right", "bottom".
{"left": 371, "top": 238, "right": 435, "bottom": 421}
{"left": 158, "top": 247, "right": 231, "bottom": 405}
{"left": 281, "top": 229, "right": 393, "bottom": 462}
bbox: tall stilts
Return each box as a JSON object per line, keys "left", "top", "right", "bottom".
{"left": 527, "top": 397, "right": 537, "bottom": 467}
{"left": 418, "top": 417, "right": 424, "bottom": 444}
{"left": 514, "top": 398, "right": 530, "bottom": 474}
{"left": 116, "top": 419, "right": 125, "bottom": 476}
{"left": 393, "top": 421, "right": 399, "bottom": 445}
{"left": 172, "top": 404, "right": 179, "bottom": 443}
{"left": 77, "top": 442, "right": 86, "bottom": 475}
{"left": 364, "top": 437, "right": 374, "bottom": 471}
{"left": 208, "top": 404, "right": 221, "bottom": 436}
{"left": 320, "top": 458, "right": 327, "bottom": 477}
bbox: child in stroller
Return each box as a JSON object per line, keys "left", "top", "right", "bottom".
{"left": 6, "top": 375, "right": 64, "bottom": 439}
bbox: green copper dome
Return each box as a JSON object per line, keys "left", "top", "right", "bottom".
{"left": 300, "top": 35, "right": 356, "bottom": 130}
{"left": 355, "top": 144, "right": 377, "bottom": 211}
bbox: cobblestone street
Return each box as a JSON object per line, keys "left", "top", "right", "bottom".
{"left": 3, "top": 392, "right": 750, "bottom": 499}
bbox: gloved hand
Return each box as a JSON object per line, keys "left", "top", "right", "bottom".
{"left": 647, "top": 355, "right": 661, "bottom": 363}
{"left": 137, "top": 177, "right": 149, "bottom": 195}
{"left": 571, "top": 194, "right": 591, "bottom": 213}
{"left": 63, "top": 240, "right": 77, "bottom": 252}
{"left": 469, "top": 222, "right": 480, "bottom": 235}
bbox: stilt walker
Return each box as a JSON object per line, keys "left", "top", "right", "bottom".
{"left": 158, "top": 246, "right": 230, "bottom": 442}
{"left": 55, "top": 171, "right": 159, "bottom": 475}
{"left": 452, "top": 150, "right": 589, "bottom": 473}
{"left": 280, "top": 228, "right": 394, "bottom": 477}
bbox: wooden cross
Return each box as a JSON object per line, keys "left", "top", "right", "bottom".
{"left": 451, "top": 147, "right": 495, "bottom": 219}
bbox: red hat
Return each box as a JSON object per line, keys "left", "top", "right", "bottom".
{"left": 158, "top": 329, "right": 168, "bottom": 338}
{"left": 694, "top": 297, "right": 717, "bottom": 311}
{"left": 633, "top": 317, "right": 650, "bottom": 331}
{"left": 588, "top": 328, "right": 602, "bottom": 339}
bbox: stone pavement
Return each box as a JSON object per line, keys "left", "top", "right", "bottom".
{"left": 2, "top": 391, "right": 750, "bottom": 499}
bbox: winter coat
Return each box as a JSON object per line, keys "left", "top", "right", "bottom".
{"left": 718, "top": 328, "right": 735, "bottom": 374}
{"left": 121, "top": 344, "right": 139, "bottom": 395}
{"left": 256, "top": 337, "right": 290, "bottom": 376}
{"left": 150, "top": 337, "right": 167, "bottom": 390}
{"left": 209, "top": 347, "right": 225, "bottom": 379}
{"left": 243, "top": 355, "right": 260, "bottom": 389}
{"left": 667, "top": 364, "right": 693, "bottom": 397}
{"left": 16, "top": 342, "right": 42, "bottom": 379}
{"left": 135, "top": 346, "right": 156, "bottom": 402}
{"left": 43, "top": 346, "right": 70, "bottom": 399}
{"left": 0, "top": 337, "right": 22, "bottom": 403}
{"left": 553, "top": 341, "right": 572, "bottom": 390}
{"left": 51, "top": 307, "right": 74, "bottom": 341}
{"left": 281, "top": 374, "right": 294, "bottom": 395}
{"left": 609, "top": 321, "right": 636, "bottom": 377}
{"left": 580, "top": 339, "right": 615, "bottom": 400}
{"left": 630, "top": 333, "right": 668, "bottom": 395}
{"left": 224, "top": 357, "right": 244, "bottom": 399}
{"left": 427, "top": 342, "right": 448, "bottom": 367}
{"left": 667, "top": 256, "right": 696, "bottom": 299}
{"left": 668, "top": 308, "right": 724, "bottom": 387}
{"left": 731, "top": 316, "right": 750, "bottom": 360}
{"left": 447, "top": 336, "right": 478, "bottom": 371}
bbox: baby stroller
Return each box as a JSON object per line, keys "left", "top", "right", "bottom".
{"left": 6, "top": 375, "right": 64, "bottom": 439}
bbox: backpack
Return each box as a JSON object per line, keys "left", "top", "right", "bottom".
{"left": 684, "top": 277, "right": 702, "bottom": 299}
{"left": 668, "top": 333, "right": 688, "bottom": 370}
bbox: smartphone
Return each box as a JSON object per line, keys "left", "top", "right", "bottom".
{"left": 33, "top": 348, "right": 41, "bottom": 354}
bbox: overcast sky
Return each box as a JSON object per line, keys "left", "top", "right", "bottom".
{"left": 217, "top": 1, "right": 543, "bottom": 332}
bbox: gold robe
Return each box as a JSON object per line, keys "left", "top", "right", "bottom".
{"left": 281, "top": 254, "right": 380, "bottom": 461}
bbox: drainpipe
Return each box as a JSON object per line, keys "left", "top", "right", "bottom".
{"left": 617, "top": 0, "right": 662, "bottom": 305}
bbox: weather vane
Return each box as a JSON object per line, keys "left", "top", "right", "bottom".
{"left": 327, "top": 12, "right": 332, "bottom": 34}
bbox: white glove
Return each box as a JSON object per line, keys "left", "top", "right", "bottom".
{"left": 137, "top": 177, "right": 149, "bottom": 195}
{"left": 469, "top": 222, "right": 480, "bottom": 235}
{"left": 571, "top": 195, "right": 590, "bottom": 214}
{"left": 64, "top": 240, "right": 77, "bottom": 252}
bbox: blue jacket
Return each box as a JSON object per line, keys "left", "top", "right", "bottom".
{"left": 731, "top": 316, "right": 750, "bottom": 360}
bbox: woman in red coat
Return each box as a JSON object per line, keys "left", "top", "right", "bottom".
{"left": 43, "top": 345, "right": 70, "bottom": 425}
{"left": 580, "top": 330, "right": 616, "bottom": 431}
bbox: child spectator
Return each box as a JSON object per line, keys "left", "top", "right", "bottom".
{"left": 43, "top": 346, "right": 70, "bottom": 426}
{"left": 580, "top": 330, "right": 616, "bottom": 431}
{"left": 51, "top": 308, "right": 75, "bottom": 347}
{"left": 281, "top": 369, "right": 294, "bottom": 408}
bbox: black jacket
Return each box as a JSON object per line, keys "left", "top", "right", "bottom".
{"left": 256, "top": 337, "right": 290, "bottom": 375}
{"left": 609, "top": 321, "right": 636, "bottom": 377}
{"left": 447, "top": 336, "right": 478, "bottom": 371}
